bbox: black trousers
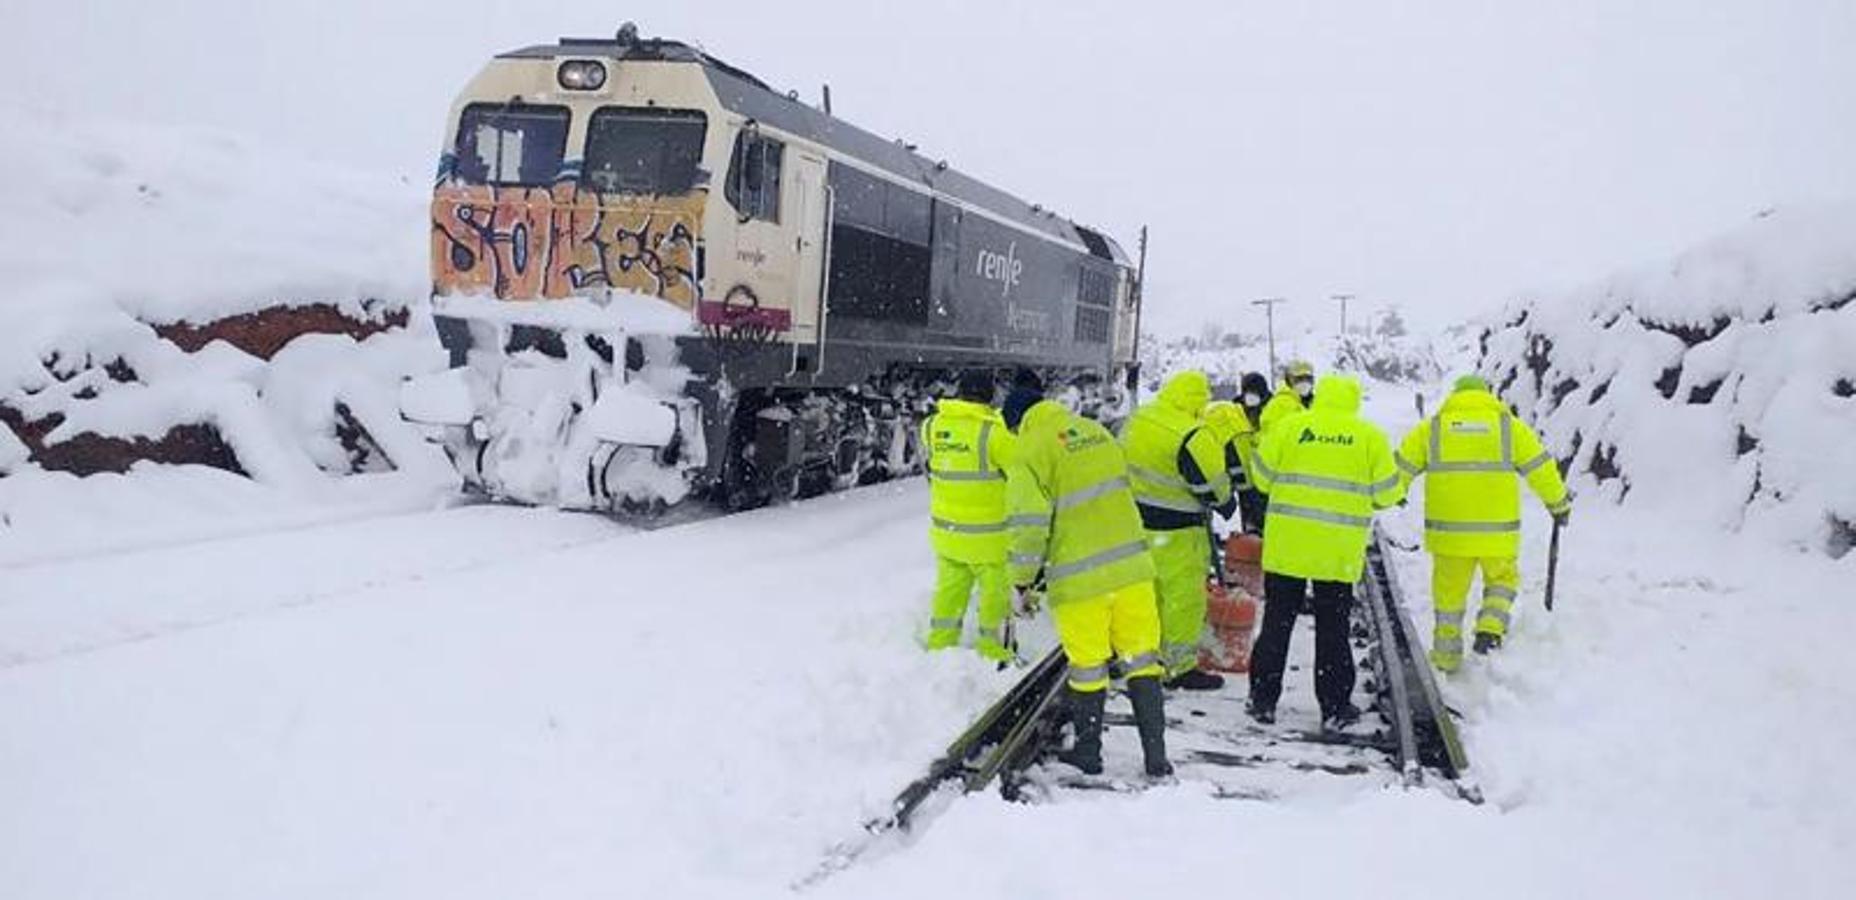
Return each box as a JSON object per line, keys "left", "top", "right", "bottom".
{"left": 1248, "top": 572, "right": 1357, "bottom": 716}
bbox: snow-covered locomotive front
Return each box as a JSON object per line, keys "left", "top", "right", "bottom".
{"left": 402, "top": 27, "right": 1142, "bottom": 513}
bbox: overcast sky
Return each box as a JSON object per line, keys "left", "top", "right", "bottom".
{"left": 11, "top": 0, "right": 1855, "bottom": 336}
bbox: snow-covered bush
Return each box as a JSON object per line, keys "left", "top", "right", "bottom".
{"left": 0, "top": 104, "right": 448, "bottom": 489}
{"left": 1144, "top": 326, "right": 1446, "bottom": 396}
{"left": 1480, "top": 205, "right": 1856, "bottom": 557}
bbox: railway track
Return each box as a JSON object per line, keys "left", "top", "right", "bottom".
{"left": 801, "top": 529, "right": 1477, "bottom": 889}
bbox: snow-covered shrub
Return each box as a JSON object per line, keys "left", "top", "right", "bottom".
{"left": 1480, "top": 206, "right": 1856, "bottom": 557}
{"left": 1143, "top": 327, "right": 1446, "bottom": 396}
{"left": 0, "top": 104, "right": 447, "bottom": 488}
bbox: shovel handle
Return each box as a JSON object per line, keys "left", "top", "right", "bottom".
{"left": 1545, "top": 519, "right": 1563, "bottom": 612}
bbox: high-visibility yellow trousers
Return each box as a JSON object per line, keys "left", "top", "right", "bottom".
{"left": 1052, "top": 580, "right": 1166, "bottom": 692}
{"left": 1146, "top": 527, "right": 1211, "bottom": 677}
{"left": 927, "top": 556, "right": 1012, "bottom": 661}
{"left": 1430, "top": 554, "right": 1520, "bottom": 672}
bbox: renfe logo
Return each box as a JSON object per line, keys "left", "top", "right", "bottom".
{"left": 976, "top": 242, "right": 1023, "bottom": 297}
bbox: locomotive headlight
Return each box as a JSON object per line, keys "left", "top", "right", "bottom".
{"left": 557, "top": 60, "right": 608, "bottom": 91}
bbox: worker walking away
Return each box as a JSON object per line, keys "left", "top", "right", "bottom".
{"left": 1259, "top": 360, "right": 1317, "bottom": 438}
{"left": 922, "top": 369, "right": 1016, "bottom": 663}
{"left": 1247, "top": 374, "right": 1403, "bottom": 730}
{"left": 1120, "top": 370, "right": 1233, "bottom": 690}
{"left": 1001, "top": 382, "right": 1172, "bottom": 778}
{"left": 1394, "top": 375, "right": 1571, "bottom": 672}
{"left": 1233, "top": 372, "right": 1271, "bottom": 532}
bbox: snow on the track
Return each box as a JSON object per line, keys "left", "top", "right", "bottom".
{"left": 818, "top": 501, "right": 1855, "bottom": 900}
{"left": 5, "top": 462, "right": 1851, "bottom": 898}
{"left": 0, "top": 483, "right": 1026, "bottom": 899}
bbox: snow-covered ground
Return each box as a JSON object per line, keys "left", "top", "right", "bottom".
{"left": 5, "top": 380, "right": 1851, "bottom": 899}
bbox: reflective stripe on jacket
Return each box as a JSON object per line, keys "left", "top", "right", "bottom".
{"left": 1007, "top": 401, "right": 1157, "bottom": 604}
{"left": 1120, "top": 371, "right": 1231, "bottom": 531}
{"left": 1253, "top": 374, "right": 1402, "bottom": 583}
{"left": 1395, "top": 388, "right": 1570, "bottom": 557}
{"left": 922, "top": 399, "right": 1014, "bottom": 563}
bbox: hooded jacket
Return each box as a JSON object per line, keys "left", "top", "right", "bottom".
{"left": 1006, "top": 400, "right": 1157, "bottom": 603}
{"left": 1252, "top": 374, "right": 1402, "bottom": 582}
{"left": 1395, "top": 387, "right": 1570, "bottom": 557}
{"left": 1118, "top": 370, "right": 1233, "bottom": 530}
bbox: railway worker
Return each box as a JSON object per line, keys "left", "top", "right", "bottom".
{"left": 1246, "top": 373, "right": 1403, "bottom": 730}
{"left": 1232, "top": 369, "right": 1276, "bottom": 530}
{"left": 1393, "top": 375, "right": 1572, "bottom": 672}
{"left": 1202, "top": 400, "right": 1257, "bottom": 531}
{"left": 1259, "top": 360, "right": 1318, "bottom": 438}
{"left": 922, "top": 369, "right": 1016, "bottom": 663}
{"left": 1120, "top": 370, "right": 1234, "bottom": 690}
{"left": 1000, "top": 381, "right": 1172, "bottom": 778}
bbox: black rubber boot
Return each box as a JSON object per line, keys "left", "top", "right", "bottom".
{"left": 1165, "top": 668, "right": 1226, "bottom": 691}
{"left": 1322, "top": 702, "right": 1362, "bottom": 733}
{"left": 1057, "top": 687, "right": 1105, "bottom": 775}
{"left": 1127, "top": 675, "right": 1173, "bottom": 778}
{"left": 1245, "top": 700, "right": 1276, "bottom": 725}
{"left": 1473, "top": 632, "right": 1503, "bottom": 655}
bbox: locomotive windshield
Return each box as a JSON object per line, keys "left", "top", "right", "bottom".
{"left": 583, "top": 108, "right": 707, "bottom": 196}
{"left": 453, "top": 103, "right": 569, "bottom": 187}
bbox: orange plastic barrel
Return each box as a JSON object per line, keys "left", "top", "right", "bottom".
{"left": 1224, "top": 533, "right": 1264, "bottom": 597}
{"left": 1200, "top": 579, "right": 1260, "bottom": 673}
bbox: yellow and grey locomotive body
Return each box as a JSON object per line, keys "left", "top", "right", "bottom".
{"left": 402, "top": 27, "right": 1142, "bottom": 512}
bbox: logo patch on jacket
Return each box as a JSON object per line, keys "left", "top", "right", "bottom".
{"left": 1447, "top": 421, "right": 1491, "bottom": 435}
{"left": 1298, "top": 428, "right": 1355, "bottom": 446}
{"left": 1058, "top": 427, "right": 1108, "bottom": 451}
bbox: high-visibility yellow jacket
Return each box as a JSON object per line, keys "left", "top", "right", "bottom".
{"left": 1252, "top": 374, "right": 1402, "bottom": 583}
{"left": 1258, "top": 386, "right": 1309, "bottom": 438}
{"left": 921, "top": 398, "right": 1014, "bottom": 563}
{"left": 1395, "top": 388, "right": 1571, "bottom": 557}
{"left": 1007, "top": 400, "right": 1157, "bottom": 604}
{"left": 1204, "top": 400, "right": 1257, "bottom": 493}
{"left": 1119, "top": 370, "right": 1231, "bottom": 531}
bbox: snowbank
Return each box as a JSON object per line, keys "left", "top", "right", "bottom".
{"left": 1479, "top": 205, "right": 1856, "bottom": 556}
{"left": 0, "top": 105, "right": 454, "bottom": 558}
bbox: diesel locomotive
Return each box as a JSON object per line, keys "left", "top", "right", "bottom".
{"left": 400, "top": 25, "right": 1145, "bottom": 512}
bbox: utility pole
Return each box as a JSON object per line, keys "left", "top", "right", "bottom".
{"left": 1126, "top": 226, "right": 1149, "bottom": 393}
{"left": 1331, "top": 293, "right": 1356, "bottom": 337}
{"left": 1251, "top": 297, "right": 1286, "bottom": 378}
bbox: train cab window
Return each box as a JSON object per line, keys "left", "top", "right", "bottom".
{"left": 453, "top": 104, "right": 570, "bottom": 186}
{"left": 583, "top": 108, "right": 708, "bottom": 196}
{"left": 726, "top": 130, "right": 784, "bottom": 222}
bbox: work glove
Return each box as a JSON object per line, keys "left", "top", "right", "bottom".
{"left": 1015, "top": 585, "right": 1044, "bottom": 616}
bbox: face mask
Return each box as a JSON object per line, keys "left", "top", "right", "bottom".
{"left": 1243, "top": 392, "right": 1262, "bottom": 406}
{"left": 1294, "top": 380, "right": 1315, "bottom": 399}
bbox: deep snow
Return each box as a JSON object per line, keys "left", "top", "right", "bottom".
{"left": 5, "top": 389, "right": 1852, "bottom": 899}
